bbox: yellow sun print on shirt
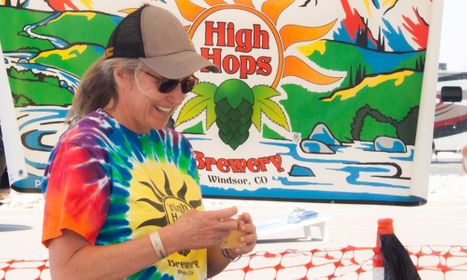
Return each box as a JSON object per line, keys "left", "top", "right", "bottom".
{"left": 127, "top": 161, "right": 207, "bottom": 278}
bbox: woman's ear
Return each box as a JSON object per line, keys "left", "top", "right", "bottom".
{"left": 113, "top": 66, "right": 129, "bottom": 88}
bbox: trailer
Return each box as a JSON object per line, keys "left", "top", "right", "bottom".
{"left": 433, "top": 70, "right": 467, "bottom": 157}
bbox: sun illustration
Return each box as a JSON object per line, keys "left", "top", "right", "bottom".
{"left": 181, "top": 1, "right": 341, "bottom": 87}
{"left": 171, "top": 1, "right": 343, "bottom": 150}
{"left": 127, "top": 161, "right": 204, "bottom": 269}
{"left": 128, "top": 161, "right": 202, "bottom": 231}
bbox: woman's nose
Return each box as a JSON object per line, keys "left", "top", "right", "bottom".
{"left": 168, "top": 85, "right": 187, "bottom": 104}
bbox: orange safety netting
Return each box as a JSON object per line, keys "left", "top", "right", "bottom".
{"left": 1, "top": 245, "right": 466, "bottom": 279}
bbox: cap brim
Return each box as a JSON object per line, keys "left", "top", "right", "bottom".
{"left": 140, "top": 50, "right": 219, "bottom": 79}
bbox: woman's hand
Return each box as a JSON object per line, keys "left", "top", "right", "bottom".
{"left": 226, "top": 212, "right": 257, "bottom": 258}
{"left": 205, "top": 211, "right": 257, "bottom": 277}
{"left": 160, "top": 207, "right": 240, "bottom": 254}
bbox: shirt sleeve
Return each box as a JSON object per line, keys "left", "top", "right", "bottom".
{"left": 42, "top": 141, "right": 110, "bottom": 247}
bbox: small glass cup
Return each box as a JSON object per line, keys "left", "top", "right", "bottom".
{"left": 220, "top": 229, "right": 246, "bottom": 249}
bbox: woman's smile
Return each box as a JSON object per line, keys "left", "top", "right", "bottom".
{"left": 154, "top": 104, "right": 173, "bottom": 114}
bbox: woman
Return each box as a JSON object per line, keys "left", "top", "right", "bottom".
{"left": 41, "top": 5, "right": 257, "bottom": 279}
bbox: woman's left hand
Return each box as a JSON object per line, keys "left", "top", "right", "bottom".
{"left": 229, "top": 212, "right": 257, "bottom": 257}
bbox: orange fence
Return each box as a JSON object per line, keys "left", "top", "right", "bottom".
{"left": 1, "top": 245, "right": 466, "bottom": 279}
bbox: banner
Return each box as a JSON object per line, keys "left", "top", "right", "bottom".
{"left": 0, "top": 0, "right": 443, "bottom": 204}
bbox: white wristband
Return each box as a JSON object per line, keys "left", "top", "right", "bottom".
{"left": 149, "top": 231, "right": 168, "bottom": 260}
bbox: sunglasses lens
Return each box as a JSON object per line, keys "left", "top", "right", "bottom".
{"left": 159, "top": 79, "right": 180, "bottom": 93}
{"left": 181, "top": 77, "right": 198, "bottom": 93}
{"left": 154, "top": 75, "right": 198, "bottom": 94}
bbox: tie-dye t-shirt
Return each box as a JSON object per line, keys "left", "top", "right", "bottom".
{"left": 42, "top": 109, "right": 207, "bottom": 279}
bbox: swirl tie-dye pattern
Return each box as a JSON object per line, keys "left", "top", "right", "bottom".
{"left": 42, "top": 109, "right": 207, "bottom": 279}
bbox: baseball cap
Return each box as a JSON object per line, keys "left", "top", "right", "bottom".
{"left": 105, "top": 4, "right": 219, "bottom": 79}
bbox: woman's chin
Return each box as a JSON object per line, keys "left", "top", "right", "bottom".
{"left": 148, "top": 118, "right": 171, "bottom": 130}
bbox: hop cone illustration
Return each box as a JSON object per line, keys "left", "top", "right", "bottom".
{"left": 214, "top": 79, "right": 254, "bottom": 150}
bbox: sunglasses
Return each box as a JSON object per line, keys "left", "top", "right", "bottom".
{"left": 144, "top": 71, "right": 199, "bottom": 94}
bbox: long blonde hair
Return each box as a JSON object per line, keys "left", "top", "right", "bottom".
{"left": 67, "top": 57, "right": 141, "bottom": 124}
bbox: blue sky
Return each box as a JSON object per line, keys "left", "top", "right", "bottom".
{"left": 439, "top": 0, "right": 467, "bottom": 71}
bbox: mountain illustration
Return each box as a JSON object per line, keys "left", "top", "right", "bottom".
{"left": 281, "top": 39, "right": 424, "bottom": 144}
{"left": 0, "top": 7, "right": 120, "bottom": 107}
